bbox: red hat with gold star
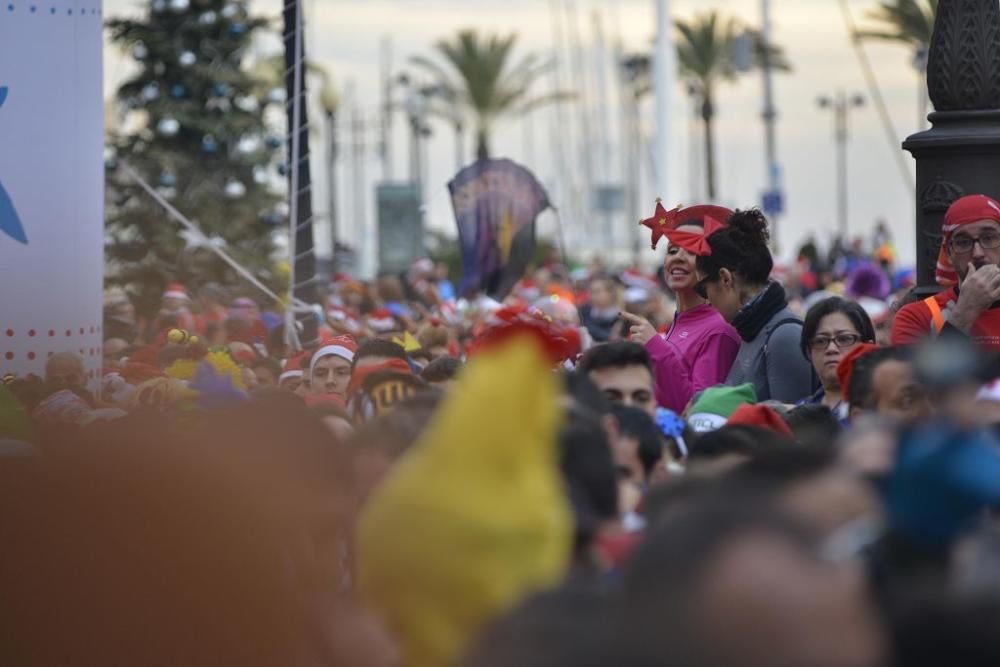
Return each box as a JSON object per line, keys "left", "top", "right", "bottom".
{"left": 639, "top": 200, "right": 734, "bottom": 251}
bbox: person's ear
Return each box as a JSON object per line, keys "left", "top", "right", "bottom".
{"left": 719, "top": 268, "right": 734, "bottom": 290}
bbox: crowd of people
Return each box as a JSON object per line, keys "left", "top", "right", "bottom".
{"left": 5, "top": 195, "right": 1000, "bottom": 665}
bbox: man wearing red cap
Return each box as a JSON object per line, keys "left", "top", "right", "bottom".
{"left": 893, "top": 194, "right": 1000, "bottom": 348}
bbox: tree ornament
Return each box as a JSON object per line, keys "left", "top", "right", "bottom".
{"left": 197, "top": 9, "right": 216, "bottom": 24}
{"left": 132, "top": 41, "right": 148, "bottom": 60}
{"left": 266, "top": 87, "right": 286, "bottom": 104}
{"left": 168, "top": 0, "right": 189, "bottom": 12}
{"left": 260, "top": 210, "right": 282, "bottom": 226}
{"left": 157, "top": 117, "right": 180, "bottom": 136}
{"left": 179, "top": 51, "right": 196, "bottom": 67}
{"left": 228, "top": 21, "right": 247, "bottom": 36}
{"left": 236, "top": 135, "right": 261, "bottom": 154}
{"left": 169, "top": 84, "right": 187, "bottom": 99}
{"left": 201, "top": 134, "right": 219, "bottom": 153}
{"left": 224, "top": 179, "right": 246, "bottom": 199}
{"left": 205, "top": 97, "right": 232, "bottom": 112}
{"left": 264, "top": 135, "right": 282, "bottom": 149}
{"left": 234, "top": 95, "right": 259, "bottom": 112}
{"left": 159, "top": 172, "right": 177, "bottom": 187}
{"left": 141, "top": 82, "right": 160, "bottom": 101}
{"left": 276, "top": 162, "right": 288, "bottom": 176}
{"left": 211, "top": 82, "right": 230, "bottom": 97}
{"left": 220, "top": 2, "right": 238, "bottom": 18}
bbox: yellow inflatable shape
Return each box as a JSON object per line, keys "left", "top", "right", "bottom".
{"left": 356, "top": 333, "right": 573, "bottom": 667}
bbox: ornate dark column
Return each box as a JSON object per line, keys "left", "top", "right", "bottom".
{"left": 903, "top": 0, "right": 1000, "bottom": 291}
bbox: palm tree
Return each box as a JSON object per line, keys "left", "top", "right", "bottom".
{"left": 675, "top": 14, "right": 790, "bottom": 200}
{"left": 856, "top": 0, "right": 937, "bottom": 122}
{"left": 410, "top": 29, "right": 568, "bottom": 161}
{"left": 675, "top": 13, "right": 741, "bottom": 201}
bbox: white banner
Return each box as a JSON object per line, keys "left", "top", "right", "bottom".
{"left": 0, "top": 0, "right": 104, "bottom": 385}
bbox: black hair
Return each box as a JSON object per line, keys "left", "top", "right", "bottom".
{"left": 687, "top": 424, "right": 791, "bottom": 461}
{"left": 250, "top": 357, "right": 281, "bottom": 377}
{"left": 848, "top": 345, "right": 910, "bottom": 410}
{"left": 611, "top": 405, "right": 664, "bottom": 477}
{"left": 784, "top": 404, "right": 842, "bottom": 449}
{"left": 890, "top": 286, "right": 922, "bottom": 318}
{"left": 558, "top": 412, "right": 619, "bottom": 559}
{"left": 352, "top": 338, "right": 408, "bottom": 369}
{"left": 464, "top": 581, "right": 620, "bottom": 667}
{"left": 577, "top": 341, "right": 652, "bottom": 376}
{"left": 800, "top": 296, "right": 876, "bottom": 359}
{"left": 725, "top": 444, "right": 837, "bottom": 490}
{"left": 347, "top": 391, "right": 443, "bottom": 460}
{"left": 696, "top": 208, "right": 774, "bottom": 287}
{"left": 621, "top": 499, "right": 817, "bottom": 664}
{"left": 564, "top": 371, "right": 613, "bottom": 419}
{"left": 419, "top": 356, "right": 462, "bottom": 383}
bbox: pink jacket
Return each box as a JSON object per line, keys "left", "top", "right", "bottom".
{"left": 645, "top": 304, "right": 741, "bottom": 413}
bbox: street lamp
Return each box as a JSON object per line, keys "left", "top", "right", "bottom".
{"left": 817, "top": 91, "right": 864, "bottom": 240}
{"left": 319, "top": 78, "right": 340, "bottom": 267}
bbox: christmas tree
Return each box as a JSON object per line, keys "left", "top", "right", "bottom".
{"left": 106, "top": 0, "right": 287, "bottom": 317}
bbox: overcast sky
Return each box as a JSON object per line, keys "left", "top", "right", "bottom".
{"left": 104, "top": 0, "right": 925, "bottom": 269}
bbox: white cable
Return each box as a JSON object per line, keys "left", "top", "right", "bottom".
{"left": 284, "top": 0, "right": 307, "bottom": 351}
{"left": 124, "top": 164, "right": 313, "bottom": 314}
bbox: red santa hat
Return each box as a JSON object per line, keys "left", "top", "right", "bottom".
{"left": 327, "top": 306, "right": 361, "bottom": 333}
{"left": 163, "top": 283, "right": 189, "bottom": 301}
{"left": 726, "top": 403, "right": 794, "bottom": 438}
{"left": 309, "top": 336, "right": 358, "bottom": 379}
{"left": 836, "top": 343, "right": 880, "bottom": 403}
{"left": 279, "top": 350, "right": 311, "bottom": 385}
{"left": 367, "top": 309, "right": 399, "bottom": 334}
{"left": 937, "top": 194, "right": 1000, "bottom": 286}
{"left": 620, "top": 267, "right": 659, "bottom": 291}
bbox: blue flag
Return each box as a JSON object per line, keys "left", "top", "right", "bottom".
{"left": 448, "top": 158, "right": 550, "bottom": 299}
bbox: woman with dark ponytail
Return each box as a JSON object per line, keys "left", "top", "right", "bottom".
{"left": 693, "top": 209, "right": 816, "bottom": 402}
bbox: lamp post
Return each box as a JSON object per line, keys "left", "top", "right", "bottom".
{"left": 653, "top": 0, "right": 674, "bottom": 203}
{"left": 903, "top": 0, "right": 1000, "bottom": 292}
{"left": 319, "top": 79, "right": 340, "bottom": 268}
{"left": 817, "top": 91, "right": 864, "bottom": 240}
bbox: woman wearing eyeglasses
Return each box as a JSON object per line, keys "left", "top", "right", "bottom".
{"left": 797, "top": 297, "right": 876, "bottom": 421}
{"left": 693, "top": 209, "right": 816, "bottom": 403}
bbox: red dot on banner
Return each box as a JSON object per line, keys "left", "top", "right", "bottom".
{"left": 28, "top": 329, "right": 36, "bottom": 337}
{"left": 27, "top": 352, "right": 35, "bottom": 360}
{"left": 4, "top": 352, "right": 12, "bottom": 360}
{"left": 5, "top": 329, "right": 12, "bottom": 337}
{"left": 48, "top": 330, "right": 55, "bottom": 337}
{"left": 90, "top": 327, "right": 95, "bottom": 334}
{"left": 79, "top": 328, "right": 84, "bottom": 335}
{"left": 65, "top": 330, "right": 71, "bottom": 337}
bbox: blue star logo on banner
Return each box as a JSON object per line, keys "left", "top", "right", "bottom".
{"left": 0, "top": 87, "right": 28, "bottom": 245}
